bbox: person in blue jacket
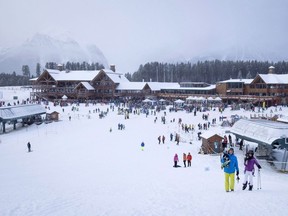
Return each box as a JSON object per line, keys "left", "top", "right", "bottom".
{"left": 221, "top": 147, "right": 239, "bottom": 192}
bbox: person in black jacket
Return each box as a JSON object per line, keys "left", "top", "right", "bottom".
{"left": 27, "top": 142, "right": 31, "bottom": 152}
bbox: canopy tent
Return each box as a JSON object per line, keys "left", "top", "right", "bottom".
{"left": 62, "top": 95, "right": 68, "bottom": 100}
{"left": 186, "top": 96, "right": 195, "bottom": 101}
{"left": 214, "top": 97, "right": 222, "bottom": 101}
{"left": 142, "top": 98, "right": 153, "bottom": 103}
{"left": 174, "top": 99, "right": 185, "bottom": 103}
{"left": 197, "top": 96, "right": 206, "bottom": 101}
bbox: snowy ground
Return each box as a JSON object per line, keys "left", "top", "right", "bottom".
{"left": 0, "top": 87, "right": 288, "bottom": 216}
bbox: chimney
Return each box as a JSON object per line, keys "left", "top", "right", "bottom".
{"left": 268, "top": 66, "right": 275, "bottom": 74}
{"left": 110, "top": 64, "right": 116, "bottom": 72}
{"left": 57, "top": 64, "right": 63, "bottom": 71}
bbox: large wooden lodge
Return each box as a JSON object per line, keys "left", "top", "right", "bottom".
{"left": 30, "top": 65, "right": 288, "bottom": 105}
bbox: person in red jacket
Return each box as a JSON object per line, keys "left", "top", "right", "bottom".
{"left": 187, "top": 152, "right": 192, "bottom": 167}
{"left": 183, "top": 153, "right": 187, "bottom": 167}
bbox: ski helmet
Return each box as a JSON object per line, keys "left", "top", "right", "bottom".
{"left": 248, "top": 150, "right": 254, "bottom": 156}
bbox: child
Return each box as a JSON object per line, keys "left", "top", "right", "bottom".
{"left": 242, "top": 150, "right": 261, "bottom": 191}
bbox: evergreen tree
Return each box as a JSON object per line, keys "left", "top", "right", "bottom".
{"left": 36, "top": 63, "right": 41, "bottom": 77}
{"left": 22, "top": 65, "right": 30, "bottom": 77}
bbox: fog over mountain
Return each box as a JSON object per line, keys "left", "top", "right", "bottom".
{"left": 0, "top": 0, "right": 288, "bottom": 74}
{"left": 0, "top": 33, "right": 108, "bottom": 75}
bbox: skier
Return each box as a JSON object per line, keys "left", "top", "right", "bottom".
{"left": 141, "top": 142, "right": 145, "bottom": 151}
{"left": 183, "top": 153, "right": 187, "bottom": 167}
{"left": 158, "top": 136, "right": 161, "bottom": 144}
{"left": 187, "top": 152, "right": 192, "bottom": 167}
{"left": 170, "top": 133, "right": 173, "bottom": 141}
{"left": 173, "top": 153, "right": 179, "bottom": 167}
{"left": 27, "top": 142, "right": 31, "bottom": 152}
{"left": 239, "top": 139, "right": 244, "bottom": 150}
{"left": 242, "top": 150, "right": 261, "bottom": 191}
{"left": 222, "top": 135, "right": 228, "bottom": 150}
{"left": 162, "top": 135, "right": 165, "bottom": 144}
{"left": 221, "top": 147, "right": 239, "bottom": 192}
{"left": 228, "top": 134, "right": 232, "bottom": 147}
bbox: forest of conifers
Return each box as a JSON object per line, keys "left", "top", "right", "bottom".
{"left": 125, "top": 60, "right": 288, "bottom": 84}
{"left": 1, "top": 60, "right": 288, "bottom": 86}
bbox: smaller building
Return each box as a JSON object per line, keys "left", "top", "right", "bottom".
{"left": 200, "top": 131, "right": 224, "bottom": 154}
{"left": 46, "top": 111, "right": 60, "bottom": 121}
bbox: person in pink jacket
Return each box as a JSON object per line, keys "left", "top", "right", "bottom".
{"left": 173, "top": 154, "right": 179, "bottom": 167}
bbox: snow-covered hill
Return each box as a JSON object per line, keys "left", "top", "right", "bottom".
{"left": 0, "top": 33, "right": 108, "bottom": 75}
{"left": 0, "top": 86, "right": 288, "bottom": 216}
{"left": 190, "top": 44, "right": 288, "bottom": 63}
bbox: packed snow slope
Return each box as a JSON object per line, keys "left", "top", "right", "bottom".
{"left": 0, "top": 87, "right": 287, "bottom": 216}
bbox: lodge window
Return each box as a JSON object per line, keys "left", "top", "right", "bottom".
{"left": 227, "top": 82, "right": 243, "bottom": 89}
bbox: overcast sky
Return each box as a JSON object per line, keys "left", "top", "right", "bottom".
{"left": 0, "top": 0, "right": 288, "bottom": 73}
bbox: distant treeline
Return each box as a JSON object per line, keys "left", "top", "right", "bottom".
{"left": 126, "top": 60, "right": 288, "bottom": 83}
{"left": 45, "top": 61, "right": 105, "bottom": 71}
{"left": 0, "top": 72, "right": 30, "bottom": 86}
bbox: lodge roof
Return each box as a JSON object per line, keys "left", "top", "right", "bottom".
{"left": 75, "top": 82, "right": 95, "bottom": 90}
{"left": 116, "top": 82, "right": 147, "bottom": 90}
{"left": 102, "top": 70, "right": 130, "bottom": 83}
{"left": 258, "top": 74, "right": 288, "bottom": 84}
{"left": 45, "top": 69, "right": 100, "bottom": 81}
{"left": 218, "top": 79, "right": 253, "bottom": 84}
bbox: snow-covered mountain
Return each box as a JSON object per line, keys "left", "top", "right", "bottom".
{"left": 190, "top": 45, "right": 288, "bottom": 63}
{"left": 0, "top": 33, "right": 108, "bottom": 75}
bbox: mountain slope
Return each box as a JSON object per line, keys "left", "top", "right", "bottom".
{"left": 0, "top": 33, "right": 108, "bottom": 75}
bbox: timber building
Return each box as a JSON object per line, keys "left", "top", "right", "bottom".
{"left": 30, "top": 65, "right": 288, "bottom": 105}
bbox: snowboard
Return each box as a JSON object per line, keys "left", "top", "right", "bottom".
{"left": 221, "top": 160, "right": 230, "bottom": 169}
{"left": 173, "top": 165, "right": 182, "bottom": 168}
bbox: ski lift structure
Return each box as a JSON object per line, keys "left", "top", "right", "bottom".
{"left": 231, "top": 119, "right": 288, "bottom": 171}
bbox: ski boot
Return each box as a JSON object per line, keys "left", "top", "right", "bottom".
{"left": 249, "top": 185, "right": 253, "bottom": 191}
{"left": 242, "top": 182, "right": 248, "bottom": 190}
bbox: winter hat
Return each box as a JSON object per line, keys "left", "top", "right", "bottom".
{"left": 228, "top": 147, "right": 234, "bottom": 153}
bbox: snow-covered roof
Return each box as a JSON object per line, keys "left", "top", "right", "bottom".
{"left": 45, "top": 69, "right": 100, "bottom": 81}
{"left": 146, "top": 82, "right": 180, "bottom": 91}
{"left": 218, "top": 79, "right": 253, "bottom": 84}
{"left": 277, "top": 115, "right": 288, "bottom": 124}
{"left": 0, "top": 104, "right": 46, "bottom": 121}
{"left": 75, "top": 82, "right": 95, "bottom": 90}
{"left": 231, "top": 119, "right": 288, "bottom": 145}
{"left": 116, "top": 82, "right": 146, "bottom": 90}
{"left": 258, "top": 74, "right": 288, "bottom": 84}
{"left": 104, "top": 71, "right": 130, "bottom": 83}
{"left": 174, "top": 85, "right": 216, "bottom": 91}
{"left": 200, "top": 131, "right": 224, "bottom": 139}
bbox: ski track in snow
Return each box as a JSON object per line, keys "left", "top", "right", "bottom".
{"left": 0, "top": 87, "right": 288, "bottom": 216}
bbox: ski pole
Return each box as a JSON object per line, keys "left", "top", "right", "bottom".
{"left": 257, "top": 169, "right": 261, "bottom": 190}
{"left": 259, "top": 169, "right": 262, "bottom": 189}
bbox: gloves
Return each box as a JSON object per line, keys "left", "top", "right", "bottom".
{"left": 257, "top": 165, "right": 262, "bottom": 169}
{"left": 236, "top": 170, "right": 239, "bottom": 176}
